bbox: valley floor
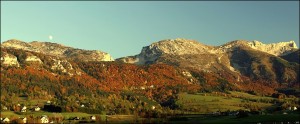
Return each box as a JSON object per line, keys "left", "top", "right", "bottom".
{"left": 1, "top": 91, "right": 299, "bottom": 123}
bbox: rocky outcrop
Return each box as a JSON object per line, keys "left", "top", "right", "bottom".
{"left": 102, "top": 52, "right": 114, "bottom": 61}
{"left": 47, "top": 56, "right": 82, "bottom": 76}
{"left": 1, "top": 39, "right": 114, "bottom": 62}
{"left": 25, "top": 55, "right": 43, "bottom": 64}
{"left": 1, "top": 52, "right": 20, "bottom": 67}
{"left": 1, "top": 47, "right": 83, "bottom": 76}
{"left": 247, "top": 40, "right": 298, "bottom": 56}
{"left": 213, "top": 40, "right": 250, "bottom": 53}
{"left": 1, "top": 39, "right": 32, "bottom": 49}
{"left": 211, "top": 40, "right": 298, "bottom": 56}
{"left": 144, "top": 38, "right": 213, "bottom": 55}
{"left": 118, "top": 38, "right": 214, "bottom": 64}
{"left": 51, "top": 59, "right": 73, "bottom": 74}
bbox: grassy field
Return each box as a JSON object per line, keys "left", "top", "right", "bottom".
{"left": 0, "top": 111, "right": 22, "bottom": 118}
{"left": 229, "top": 91, "right": 274, "bottom": 100}
{"left": 9, "top": 97, "right": 48, "bottom": 106}
{"left": 176, "top": 92, "right": 274, "bottom": 113}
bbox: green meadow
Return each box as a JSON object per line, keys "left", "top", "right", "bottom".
{"left": 176, "top": 92, "right": 274, "bottom": 114}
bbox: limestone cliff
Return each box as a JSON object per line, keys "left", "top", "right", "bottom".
{"left": 1, "top": 52, "right": 20, "bottom": 67}
{"left": 247, "top": 40, "right": 298, "bottom": 56}
{"left": 1, "top": 39, "right": 114, "bottom": 62}
{"left": 117, "top": 38, "right": 299, "bottom": 85}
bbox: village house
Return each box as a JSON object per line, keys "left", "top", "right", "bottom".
{"left": 21, "top": 106, "right": 27, "bottom": 112}
{"left": 35, "top": 106, "right": 41, "bottom": 111}
{"left": 136, "top": 85, "right": 155, "bottom": 90}
{"left": 73, "top": 117, "right": 80, "bottom": 120}
{"left": 90, "top": 115, "right": 96, "bottom": 120}
{"left": 2, "top": 117, "right": 10, "bottom": 123}
{"left": 152, "top": 106, "right": 156, "bottom": 110}
{"left": 287, "top": 106, "right": 298, "bottom": 111}
{"left": 20, "top": 117, "right": 27, "bottom": 123}
{"left": 2, "top": 106, "right": 8, "bottom": 110}
{"left": 40, "top": 115, "right": 49, "bottom": 123}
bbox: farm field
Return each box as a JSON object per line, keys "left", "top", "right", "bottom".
{"left": 176, "top": 92, "right": 274, "bottom": 114}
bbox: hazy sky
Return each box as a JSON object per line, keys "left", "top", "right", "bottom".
{"left": 1, "top": 1, "right": 299, "bottom": 58}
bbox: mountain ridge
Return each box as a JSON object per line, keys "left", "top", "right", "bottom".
{"left": 1, "top": 39, "right": 114, "bottom": 62}
{"left": 2, "top": 38, "right": 298, "bottom": 62}
{"left": 2, "top": 38, "right": 299, "bottom": 89}
{"left": 117, "top": 38, "right": 299, "bottom": 90}
{"left": 117, "top": 38, "right": 298, "bottom": 64}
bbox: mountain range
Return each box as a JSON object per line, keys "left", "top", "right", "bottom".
{"left": 1, "top": 38, "right": 299, "bottom": 97}
{"left": 117, "top": 38, "right": 299, "bottom": 94}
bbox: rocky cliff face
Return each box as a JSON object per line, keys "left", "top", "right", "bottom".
{"left": 118, "top": 39, "right": 298, "bottom": 64}
{"left": 117, "top": 38, "right": 299, "bottom": 87}
{"left": 1, "top": 47, "right": 83, "bottom": 76}
{"left": 144, "top": 38, "right": 213, "bottom": 55}
{"left": 1, "top": 52, "right": 20, "bottom": 67}
{"left": 25, "top": 55, "right": 43, "bottom": 64}
{"left": 247, "top": 40, "right": 298, "bottom": 56}
{"left": 118, "top": 38, "right": 215, "bottom": 65}
{"left": 210, "top": 40, "right": 298, "bottom": 55}
{"left": 1, "top": 39, "right": 114, "bottom": 62}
